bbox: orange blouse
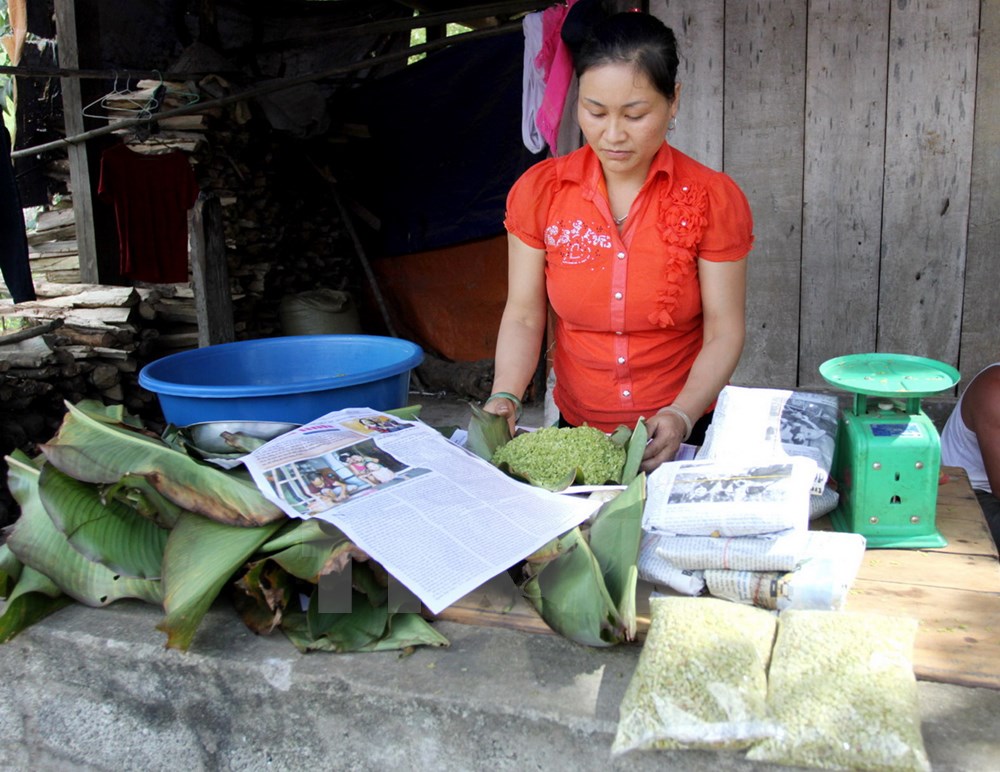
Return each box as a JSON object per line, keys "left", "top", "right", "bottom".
{"left": 504, "top": 143, "right": 754, "bottom": 432}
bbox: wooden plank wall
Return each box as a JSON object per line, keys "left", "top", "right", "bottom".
{"left": 649, "top": 0, "right": 994, "bottom": 393}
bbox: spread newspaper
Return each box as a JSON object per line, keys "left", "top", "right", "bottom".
{"left": 242, "top": 407, "right": 599, "bottom": 614}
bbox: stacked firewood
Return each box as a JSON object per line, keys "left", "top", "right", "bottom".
{"left": 0, "top": 283, "right": 162, "bottom": 527}
{"left": 26, "top": 205, "right": 81, "bottom": 284}
{"left": 0, "top": 282, "right": 163, "bottom": 416}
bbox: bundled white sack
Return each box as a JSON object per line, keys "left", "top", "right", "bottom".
{"left": 644, "top": 457, "right": 817, "bottom": 537}
{"left": 704, "top": 530, "right": 867, "bottom": 611}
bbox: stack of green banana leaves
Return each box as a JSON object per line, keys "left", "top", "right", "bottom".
{"left": 0, "top": 400, "right": 448, "bottom": 654}
{"left": 467, "top": 404, "right": 648, "bottom": 647}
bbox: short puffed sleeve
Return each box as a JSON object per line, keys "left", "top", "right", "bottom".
{"left": 697, "top": 172, "right": 754, "bottom": 262}
{"left": 503, "top": 158, "right": 559, "bottom": 250}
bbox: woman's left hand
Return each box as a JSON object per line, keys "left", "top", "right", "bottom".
{"left": 640, "top": 410, "right": 689, "bottom": 472}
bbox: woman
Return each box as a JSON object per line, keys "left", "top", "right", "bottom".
{"left": 485, "top": 11, "right": 753, "bottom": 472}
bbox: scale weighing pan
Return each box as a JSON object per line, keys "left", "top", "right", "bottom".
{"left": 819, "top": 353, "right": 960, "bottom": 399}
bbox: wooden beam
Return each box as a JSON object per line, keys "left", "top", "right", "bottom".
{"left": 189, "top": 195, "right": 235, "bottom": 347}
{"left": 0, "top": 64, "right": 233, "bottom": 79}
{"left": 11, "top": 20, "right": 523, "bottom": 160}
{"left": 52, "top": 0, "right": 99, "bottom": 284}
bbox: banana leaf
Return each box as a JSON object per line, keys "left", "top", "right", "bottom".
{"left": 350, "top": 559, "right": 389, "bottom": 609}
{"left": 521, "top": 477, "right": 646, "bottom": 646}
{"left": 265, "top": 536, "right": 363, "bottom": 583}
{"left": 619, "top": 418, "right": 648, "bottom": 484}
{"left": 38, "top": 464, "right": 168, "bottom": 580}
{"left": 73, "top": 398, "right": 150, "bottom": 430}
{"left": 0, "top": 565, "right": 74, "bottom": 642}
{"left": 282, "top": 555, "right": 449, "bottom": 653}
{"left": 258, "top": 518, "right": 339, "bottom": 552}
{"left": 5, "top": 453, "right": 163, "bottom": 607}
{"left": 358, "top": 612, "right": 449, "bottom": 652}
{"left": 465, "top": 402, "right": 512, "bottom": 462}
{"left": 522, "top": 527, "right": 625, "bottom": 647}
{"left": 304, "top": 587, "right": 388, "bottom": 650}
{"left": 233, "top": 559, "right": 296, "bottom": 635}
{"left": 385, "top": 405, "right": 423, "bottom": 421}
{"left": 40, "top": 401, "right": 284, "bottom": 527}
{"left": 495, "top": 462, "right": 581, "bottom": 493}
{"left": 103, "top": 475, "right": 184, "bottom": 529}
{"left": 0, "top": 543, "right": 22, "bottom": 597}
{"left": 157, "top": 511, "right": 284, "bottom": 650}
{"left": 587, "top": 474, "right": 646, "bottom": 624}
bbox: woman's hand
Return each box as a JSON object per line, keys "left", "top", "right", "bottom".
{"left": 641, "top": 409, "right": 689, "bottom": 472}
{"left": 483, "top": 395, "right": 519, "bottom": 435}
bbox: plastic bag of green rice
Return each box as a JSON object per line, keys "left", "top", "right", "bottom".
{"left": 747, "top": 609, "right": 930, "bottom": 771}
{"left": 612, "top": 596, "right": 779, "bottom": 756}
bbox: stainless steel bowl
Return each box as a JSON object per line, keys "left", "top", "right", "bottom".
{"left": 184, "top": 420, "right": 300, "bottom": 454}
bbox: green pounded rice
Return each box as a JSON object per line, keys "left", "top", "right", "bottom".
{"left": 492, "top": 425, "right": 625, "bottom": 487}
{"left": 746, "top": 610, "right": 930, "bottom": 772}
{"left": 612, "top": 596, "right": 779, "bottom": 755}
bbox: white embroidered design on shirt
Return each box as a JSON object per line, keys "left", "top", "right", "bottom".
{"left": 545, "top": 219, "right": 612, "bottom": 265}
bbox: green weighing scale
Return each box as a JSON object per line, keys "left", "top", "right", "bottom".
{"left": 819, "top": 353, "right": 960, "bottom": 549}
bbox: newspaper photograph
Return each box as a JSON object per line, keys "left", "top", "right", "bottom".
{"left": 242, "top": 407, "right": 600, "bottom": 614}
{"left": 644, "top": 456, "right": 817, "bottom": 537}
{"left": 698, "top": 386, "right": 839, "bottom": 494}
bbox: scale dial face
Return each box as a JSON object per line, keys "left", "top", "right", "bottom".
{"left": 819, "top": 353, "right": 960, "bottom": 397}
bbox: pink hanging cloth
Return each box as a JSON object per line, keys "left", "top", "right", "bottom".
{"left": 534, "top": 0, "right": 581, "bottom": 154}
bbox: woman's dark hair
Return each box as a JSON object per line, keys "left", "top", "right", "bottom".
{"left": 569, "top": 12, "right": 680, "bottom": 101}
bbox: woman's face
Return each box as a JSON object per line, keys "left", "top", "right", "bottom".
{"left": 577, "top": 62, "right": 678, "bottom": 180}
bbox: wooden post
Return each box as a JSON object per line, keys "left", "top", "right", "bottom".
{"left": 189, "top": 195, "right": 235, "bottom": 347}
{"left": 52, "top": 0, "right": 99, "bottom": 284}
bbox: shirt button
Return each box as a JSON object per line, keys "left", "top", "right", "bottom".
{"left": 617, "top": 356, "right": 626, "bottom": 364}
{"left": 617, "top": 251, "right": 625, "bottom": 260}
{"left": 614, "top": 292, "right": 623, "bottom": 300}
{"left": 615, "top": 331, "right": 623, "bottom": 335}
{"left": 622, "top": 390, "right": 631, "bottom": 397}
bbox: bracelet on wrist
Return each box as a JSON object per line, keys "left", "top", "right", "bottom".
{"left": 485, "top": 391, "right": 523, "bottom": 421}
{"left": 660, "top": 404, "right": 693, "bottom": 442}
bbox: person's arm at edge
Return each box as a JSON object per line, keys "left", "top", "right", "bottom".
{"left": 962, "top": 364, "right": 1000, "bottom": 495}
{"left": 641, "top": 256, "right": 748, "bottom": 471}
{"left": 485, "top": 233, "right": 548, "bottom": 431}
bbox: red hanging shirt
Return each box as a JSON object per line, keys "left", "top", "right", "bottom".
{"left": 98, "top": 142, "right": 200, "bottom": 283}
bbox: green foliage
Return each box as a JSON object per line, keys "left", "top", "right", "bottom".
{"left": 1, "top": 6, "right": 14, "bottom": 129}
{"left": 0, "top": 402, "right": 452, "bottom": 655}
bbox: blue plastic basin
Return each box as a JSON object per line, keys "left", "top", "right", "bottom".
{"left": 138, "top": 335, "right": 424, "bottom": 427}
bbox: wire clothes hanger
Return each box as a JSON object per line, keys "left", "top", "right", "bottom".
{"left": 82, "top": 70, "right": 201, "bottom": 124}
{"left": 83, "top": 70, "right": 202, "bottom": 153}
{"left": 81, "top": 70, "right": 162, "bottom": 121}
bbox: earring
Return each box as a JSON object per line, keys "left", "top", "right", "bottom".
{"left": 668, "top": 117, "right": 677, "bottom": 132}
